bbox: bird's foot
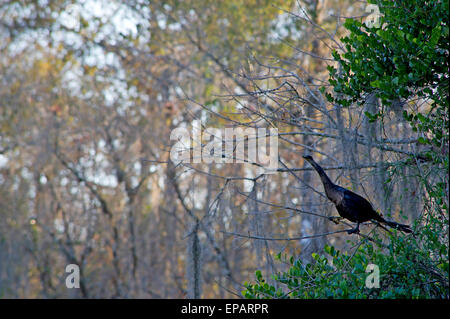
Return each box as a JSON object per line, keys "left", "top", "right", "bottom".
{"left": 329, "top": 216, "right": 344, "bottom": 224}
{"left": 347, "top": 227, "right": 360, "bottom": 234}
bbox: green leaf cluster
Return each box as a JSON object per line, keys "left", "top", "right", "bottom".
{"left": 243, "top": 226, "right": 449, "bottom": 299}
{"left": 327, "top": 0, "right": 448, "bottom": 110}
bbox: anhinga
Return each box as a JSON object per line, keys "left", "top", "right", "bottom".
{"left": 303, "top": 155, "right": 412, "bottom": 234}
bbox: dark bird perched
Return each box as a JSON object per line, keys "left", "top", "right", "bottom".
{"left": 303, "top": 155, "right": 412, "bottom": 234}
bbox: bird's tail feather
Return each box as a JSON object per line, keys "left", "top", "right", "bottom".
{"left": 383, "top": 220, "right": 412, "bottom": 233}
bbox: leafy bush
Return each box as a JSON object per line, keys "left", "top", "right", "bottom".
{"left": 325, "top": 0, "right": 449, "bottom": 163}
{"left": 326, "top": 0, "right": 448, "bottom": 109}
{"left": 243, "top": 221, "right": 448, "bottom": 299}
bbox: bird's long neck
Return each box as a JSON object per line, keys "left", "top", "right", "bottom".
{"left": 306, "top": 158, "right": 336, "bottom": 194}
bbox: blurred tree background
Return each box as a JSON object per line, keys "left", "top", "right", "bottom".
{"left": 0, "top": 0, "right": 447, "bottom": 298}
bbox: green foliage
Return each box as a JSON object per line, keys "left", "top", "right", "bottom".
{"left": 328, "top": 0, "right": 448, "bottom": 109}
{"left": 243, "top": 226, "right": 449, "bottom": 298}
{"left": 329, "top": 0, "right": 449, "bottom": 164}
{"left": 327, "top": 0, "right": 449, "bottom": 159}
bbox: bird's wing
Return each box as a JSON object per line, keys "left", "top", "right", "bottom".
{"left": 343, "top": 189, "right": 373, "bottom": 209}
{"left": 341, "top": 189, "right": 382, "bottom": 222}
